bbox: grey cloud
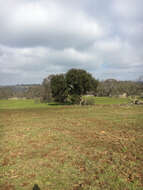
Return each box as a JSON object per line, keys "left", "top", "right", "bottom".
{"left": 0, "top": 0, "right": 143, "bottom": 84}
{"left": 0, "top": 0, "right": 105, "bottom": 49}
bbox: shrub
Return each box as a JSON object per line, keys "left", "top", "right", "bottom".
{"left": 67, "top": 94, "right": 81, "bottom": 104}
{"left": 81, "top": 96, "right": 95, "bottom": 105}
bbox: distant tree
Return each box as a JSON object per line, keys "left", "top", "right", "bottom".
{"left": 137, "top": 75, "right": 143, "bottom": 83}
{"left": 0, "top": 87, "right": 13, "bottom": 99}
{"left": 42, "top": 75, "right": 54, "bottom": 102}
{"left": 97, "top": 79, "right": 118, "bottom": 96}
{"left": 96, "top": 79, "right": 143, "bottom": 97}
{"left": 50, "top": 74, "right": 68, "bottom": 103}
{"left": 90, "top": 77, "right": 99, "bottom": 95}
{"left": 66, "top": 68, "right": 98, "bottom": 96}
{"left": 25, "top": 85, "right": 44, "bottom": 99}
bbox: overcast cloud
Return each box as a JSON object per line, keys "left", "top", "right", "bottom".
{"left": 0, "top": 0, "right": 143, "bottom": 85}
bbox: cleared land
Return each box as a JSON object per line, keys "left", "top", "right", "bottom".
{"left": 0, "top": 99, "right": 143, "bottom": 190}
{"left": 0, "top": 97, "right": 130, "bottom": 109}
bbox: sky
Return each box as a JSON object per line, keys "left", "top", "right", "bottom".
{"left": 0, "top": 0, "right": 143, "bottom": 85}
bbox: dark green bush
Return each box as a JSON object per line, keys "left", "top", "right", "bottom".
{"left": 67, "top": 94, "right": 81, "bottom": 104}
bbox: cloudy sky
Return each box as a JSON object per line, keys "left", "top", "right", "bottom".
{"left": 0, "top": 0, "right": 143, "bottom": 85}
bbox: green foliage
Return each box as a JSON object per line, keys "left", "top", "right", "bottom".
{"left": 51, "top": 74, "right": 68, "bottom": 103}
{"left": 66, "top": 68, "right": 98, "bottom": 96}
{"left": 67, "top": 94, "right": 81, "bottom": 104}
{"left": 46, "top": 69, "right": 98, "bottom": 104}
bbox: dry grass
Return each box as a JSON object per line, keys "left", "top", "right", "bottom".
{"left": 0, "top": 104, "right": 143, "bottom": 190}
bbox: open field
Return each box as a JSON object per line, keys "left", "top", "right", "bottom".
{"left": 0, "top": 99, "right": 49, "bottom": 110}
{"left": 0, "top": 97, "right": 130, "bottom": 109}
{"left": 0, "top": 100, "right": 143, "bottom": 190}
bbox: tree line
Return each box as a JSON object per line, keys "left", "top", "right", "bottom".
{"left": 0, "top": 69, "right": 143, "bottom": 101}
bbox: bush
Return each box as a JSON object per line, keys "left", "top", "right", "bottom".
{"left": 67, "top": 94, "right": 81, "bottom": 104}
{"left": 81, "top": 96, "right": 95, "bottom": 105}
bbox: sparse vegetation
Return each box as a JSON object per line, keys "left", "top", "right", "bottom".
{"left": 0, "top": 99, "right": 143, "bottom": 190}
